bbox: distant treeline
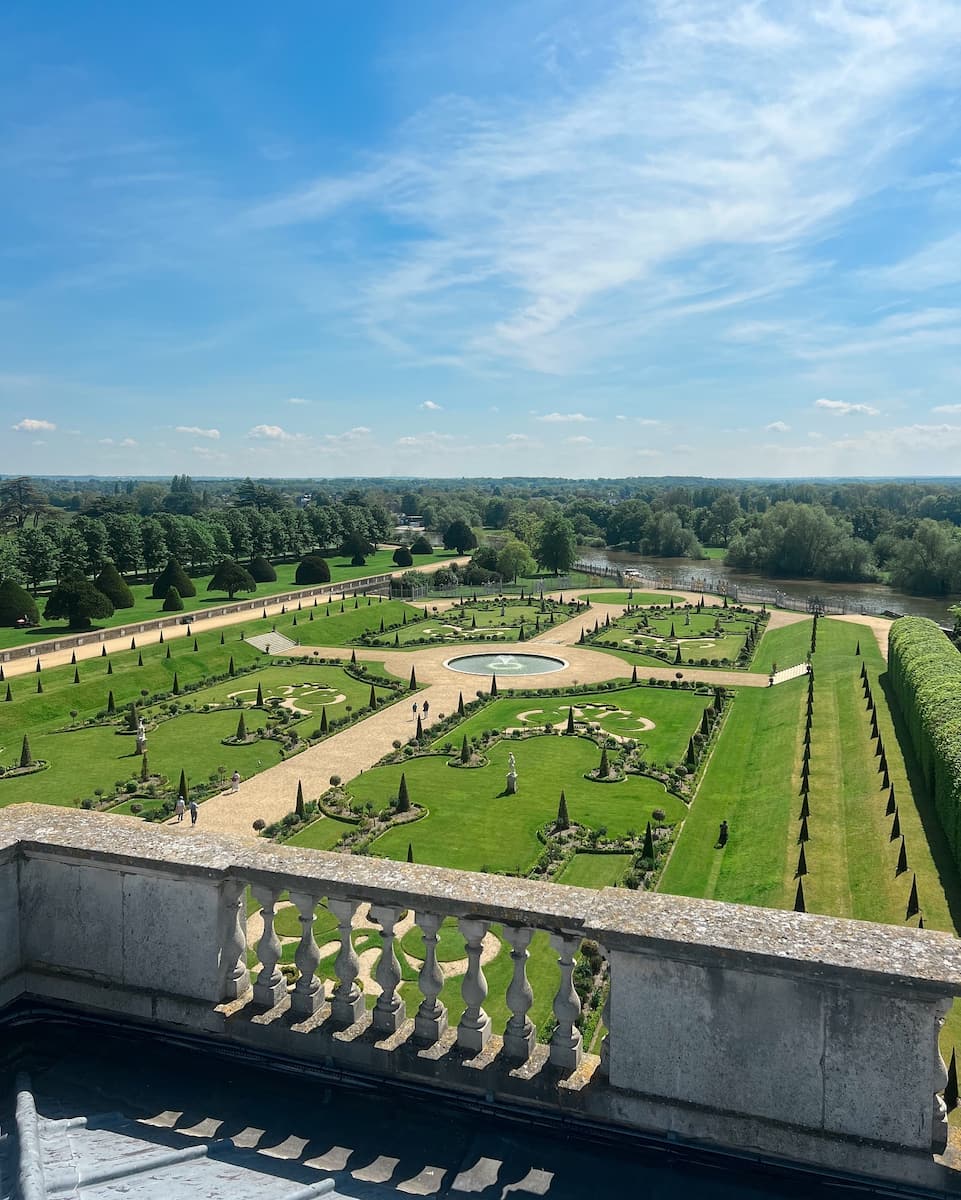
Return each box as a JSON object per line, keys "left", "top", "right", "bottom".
{"left": 3, "top": 475, "right": 961, "bottom": 596}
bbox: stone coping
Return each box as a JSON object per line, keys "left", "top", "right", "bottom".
{"left": 4, "top": 805, "right": 961, "bottom": 992}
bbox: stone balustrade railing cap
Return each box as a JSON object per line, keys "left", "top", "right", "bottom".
{"left": 588, "top": 889, "right": 961, "bottom": 992}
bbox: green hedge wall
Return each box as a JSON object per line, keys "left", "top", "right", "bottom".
{"left": 888, "top": 617, "right": 961, "bottom": 867}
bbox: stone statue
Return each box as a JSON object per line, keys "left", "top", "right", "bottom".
{"left": 506, "top": 752, "right": 518, "bottom": 795}
{"left": 135, "top": 718, "right": 147, "bottom": 756}
{"left": 508, "top": 752, "right": 516, "bottom": 772}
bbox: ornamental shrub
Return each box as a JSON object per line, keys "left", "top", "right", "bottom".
{"left": 295, "top": 555, "right": 331, "bottom": 585}
{"left": 392, "top": 546, "right": 413, "bottom": 568}
{"left": 152, "top": 557, "right": 196, "bottom": 599}
{"left": 94, "top": 562, "right": 134, "bottom": 609}
{"left": 0, "top": 578, "right": 38, "bottom": 628}
{"left": 249, "top": 555, "right": 277, "bottom": 583}
{"left": 162, "top": 586, "right": 184, "bottom": 612}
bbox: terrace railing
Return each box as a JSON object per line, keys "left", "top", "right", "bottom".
{"left": 2, "top": 804, "right": 960, "bottom": 1192}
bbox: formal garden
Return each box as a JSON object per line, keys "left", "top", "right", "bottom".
{"left": 581, "top": 598, "right": 767, "bottom": 669}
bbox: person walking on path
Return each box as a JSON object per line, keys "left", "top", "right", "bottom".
{"left": 421, "top": 700, "right": 430, "bottom": 721}
{"left": 175, "top": 796, "right": 186, "bottom": 822}
{"left": 231, "top": 770, "right": 241, "bottom": 793}
{"left": 412, "top": 701, "right": 418, "bottom": 721}
{"left": 189, "top": 799, "right": 198, "bottom": 826}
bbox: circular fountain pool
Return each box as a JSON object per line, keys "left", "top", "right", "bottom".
{"left": 444, "top": 652, "right": 568, "bottom": 676}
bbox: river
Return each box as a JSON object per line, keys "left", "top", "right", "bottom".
{"left": 578, "top": 549, "right": 958, "bottom": 624}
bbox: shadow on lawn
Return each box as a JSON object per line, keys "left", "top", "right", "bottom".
{"left": 878, "top": 668, "right": 961, "bottom": 932}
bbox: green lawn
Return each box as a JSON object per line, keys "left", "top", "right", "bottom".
{"left": 362, "top": 598, "right": 583, "bottom": 648}
{"left": 0, "top": 550, "right": 458, "bottom": 651}
{"left": 350, "top": 737, "right": 685, "bottom": 874}
{"left": 438, "top": 685, "right": 712, "bottom": 768}
{"left": 0, "top": 661, "right": 396, "bottom": 811}
{"left": 588, "top": 604, "right": 759, "bottom": 669}
{"left": 576, "top": 591, "right": 683, "bottom": 606}
{"left": 286, "top": 814, "right": 357, "bottom": 850}
{"left": 557, "top": 853, "right": 633, "bottom": 888}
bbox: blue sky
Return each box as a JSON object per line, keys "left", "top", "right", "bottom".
{"left": 3, "top": 0, "right": 961, "bottom": 479}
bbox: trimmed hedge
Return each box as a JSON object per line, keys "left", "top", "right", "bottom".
{"left": 888, "top": 617, "right": 961, "bottom": 869}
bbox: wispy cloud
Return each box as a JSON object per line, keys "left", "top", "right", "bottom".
{"left": 933, "top": 403, "right": 961, "bottom": 414}
{"left": 537, "top": 411, "right": 592, "bottom": 423}
{"left": 765, "top": 420, "right": 791, "bottom": 433}
{"left": 175, "top": 425, "right": 220, "bottom": 439}
{"left": 247, "top": 424, "right": 299, "bottom": 441}
{"left": 287, "top": 396, "right": 308, "bottom": 405}
{"left": 420, "top": 400, "right": 443, "bottom": 411}
{"left": 814, "top": 398, "right": 879, "bottom": 416}
{"left": 565, "top": 435, "right": 592, "bottom": 444}
{"left": 12, "top": 417, "right": 56, "bottom": 432}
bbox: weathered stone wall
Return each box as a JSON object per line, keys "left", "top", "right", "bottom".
{"left": 1, "top": 804, "right": 959, "bottom": 1191}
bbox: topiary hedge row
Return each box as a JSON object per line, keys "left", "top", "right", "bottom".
{"left": 888, "top": 617, "right": 961, "bottom": 867}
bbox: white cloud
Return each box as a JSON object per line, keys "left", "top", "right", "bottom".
{"left": 506, "top": 433, "right": 528, "bottom": 441}
{"left": 932, "top": 403, "right": 961, "bottom": 414}
{"left": 765, "top": 420, "right": 791, "bottom": 433}
{"left": 247, "top": 424, "right": 297, "bottom": 440}
{"left": 322, "top": 426, "right": 372, "bottom": 444}
{"left": 814, "top": 398, "right": 879, "bottom": 416}
{"left": 287, "top": 396, "right": 308, "bottom": 405}
{"left": 537, "top": 412, "right": 593, "bottom": 423}
{"left": 98, "top": 437, "right": 138, "bottom": 448}
{"left": 12, "top": 417, "right": 56, "bottom": 432}
{"left": 396, "top": 431, "right": 456, "bottom": 450}
{"left": 565, "top": 435, "right": 593, "bottom": 444}
{"left": 420, "top": 400, "right": 444, "bottom": 411}
{"left": 175, "top": 425, "right": 220, "bottom": 439}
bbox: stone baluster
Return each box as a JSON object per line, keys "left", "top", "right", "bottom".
{"left": 934, "top": 997, "right": 953, "bottom": 1154}
{"left": 548, "top": 931, "right": 583, "bottom": 1071}
{"left": 502, "top": 925, "right": 535, "bottom": 1060}
{"left": 219, "top": 879, "right": 250, "bottom": 1001}
{"left": 251, "top": 885, "right": 286, "bottom": 1007}
{"left": 369, "top": 903, "right": 405, "bottom": 1034}
{"left": 457, "top": 917, "right": 491, "bottom": 1052}
{"left": 288, "top": 890, "right": 323, "bottom": 1017}
{"left": 413, "top": 911, "right": 448, "bottom": 1043}
{"left": 329, "top": 896, "right": 364, "bottom": 1026}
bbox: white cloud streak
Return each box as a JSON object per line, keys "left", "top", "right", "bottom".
{"left": 12, "top": 417, "right": 56, "bottom": 432}
{"left": 175, "top": 425, "right": 220, "bottom": 439}
{"left": 814, "top": 398, "right": 880, "bottom": 416}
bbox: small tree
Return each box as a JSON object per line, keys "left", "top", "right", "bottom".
{"left": 599, "top": 746, "right": 610, "bottom": 778}
{"left": 556, "top": 790, "right": 570, "bottom": 830}
{"left": 162, "top": 586, "right": 184, "bottom": 612}
{"left": 236, "top": 712, "right": 247, "bottom": 740}
{"left": 460, "top": 734, "right": 470, "bottom": 764}
{"left": 249, "top": 555, "right": 277, "bottom": 583}
{"left": 392, "top": 546, "right": 413, "bottom": 568}
{"left": 19, "top": 734, "right": 32, "bottom": 768}
{"left": 566, "top": 706, "right": 575, "bottom": 735}
{"left": 397, "top": 772, "right": 411, "bottom": 812}
{"left": 208, "top": 559, "right": 256, "bottom": 600}
{"left": 94, "top": 562, "right": 135, "bottom": 609}
{"left": 410, "top": 535, "right": 433, "bottom": 555}
{"left": 44, "top": 579, "right": 114, "bottom": 631}
{"left": 295, "top": 555, "right": 330, "bottom": 584}
{"left": 295, "top": 780, "right": 306, "bottom": 818}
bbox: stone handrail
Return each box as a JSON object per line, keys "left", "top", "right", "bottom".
{"left": 2, "top": 804, "right": 960, "bottom": 1191}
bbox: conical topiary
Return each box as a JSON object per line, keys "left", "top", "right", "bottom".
{"left": 36, "top": 678, "right": 42, "bottom": 694}
{"left": 906, "top": 874, "right": 920, "bottom": 919}
{"left": 228, "top": 655, "right": 235, "bottom": 676}
{"left": 4, "top": 683, "right": 10, "bottom": 702}
{"left": 407, "top": 842, "right": 414, "bottom": 863}
{"left": 397, "top": 772, "right": 411, "bottom": 812}
{"left": 799, "top": 794, "right": 810, "bottom": 820}
{"left": 458, "top": 691, "right": 465, "bottom": 716}
{"left": 896, "top": 836, "right": 908, "bottom": 876}
{"left": 631, "top": 664, "right": 637, "bottom": 683}
{"left": 409, "top": 666, "right": 417, "bottom": 689}
{"left": 19, "top": 734, "right": 32, "bottom": 768}
{"left": 296, "top": 780, "right": 306, "bottom": 819}
{"left": 71, "top": 650, "right": 76, "bottom": 665}
{"left": 172, "top": 672, "right": 180, "bottom": 695}
{"left": 178, "top": 770, "right": 188, "bottom": 802}
{"left": 127, "top": 703, "right": 139, "bottom": 731}
{"left": 107, "top": 689, "right": 115, "bottom": 714}
{"left": 566, "top": 706, "right": 576, "bottom": 735}
{"left": 891, "top": 809, "right": 901, "bottom": 840}
{"left": 945, "top": 1050, "right": 959, "bottom": 1113}
{"left": 415, "top": 714, "right": 423, "bottom": 739}
{"left": 461, "top": 734, "right": 470, "bottom": 764}
{"left": 236, "top": 712, "right": 247, "bottom": 741}
{"left": 886, "top": 789, "right": 896, "bottom": 816}
{"left": 137, "top": 652, "right": 143, "bottom": 666}
{"left": 490, "top": 674, "right": 498, "bottom": 698}
{"left": 642, "top": 820, "right": 655, "bottom": 860}
{"left": 794, "top": 880, "right": 806, "bottom": 912}
{"left": 74, "top": 667, "right": 80, "bottom": 684}
{"left": 557, "top": 790, "right": 570, "bottom": 830}
{"left": 796, "top": 845, "right": 807, "bottom": 877}
{"left": 165, "top": 644, "right": 171, "bottom": 659}
{"left": 798, "top": 815, "right": 809, "bottom": 843}
{"left": 599, "top": 746, "right": 610, "bottom": 777}
{"left": 256, "top": 682, "right": 264, "bottom": 706}
{"left": 369, "top": 684, "right": 377, "bottom": 709}
{"left": 320, "top": 707, "right": 328, "bottom": 734}
{"left": 140, "top": 753, "right": 150, "bottom": 782}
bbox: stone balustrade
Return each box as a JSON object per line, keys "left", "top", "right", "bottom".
{"left": 2, "top": 804, "right": 961, "bottom": 1192}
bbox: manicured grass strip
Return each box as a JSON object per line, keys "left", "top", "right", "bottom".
{"left": 557, "top": 853, "right": 633, "bottom": 889}
{"left": 286, "top": 815, "right": 358, "bottom": 851}
{"left": 576, "top": 591, "right": 683, "bottom": 606}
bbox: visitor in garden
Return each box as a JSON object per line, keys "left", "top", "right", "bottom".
{"left": 412, "top": 701, "right": 418, "bottom": 720}
{"left": 717, "top": 820, "right": 729, "bottom": 848}
{"left": 231, "top": 770, "right": 241, "bottom": 793}
{"left": 422, "top": 700, "right": 429, "bottom": 719}
{"left": 189, "top": 799, "right": 198, "bottom": 826}
{"left": 175, "top": 795, "right": 185, "bottom": 822}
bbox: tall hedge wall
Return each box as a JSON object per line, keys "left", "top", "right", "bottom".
{"left": 888, "top": 617, "right": 961, "bottom": 868}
